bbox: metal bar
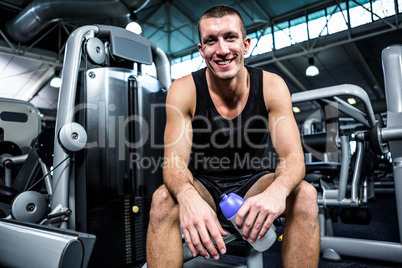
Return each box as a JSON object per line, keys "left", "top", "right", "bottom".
{"left": 292, "top": 84, "right": 376, "bottom": 127}
{"left": 39, "top": 159, "right": 53, "bottom": 197}
{"left": 351, "top": 137, "right": 364, "bottom": 203}
{"left": 338, "top": 135, "right": 350, "bottom": 201}
{"left": 0, "top": 29, "right": 16, "bottom": 53}
{"left": 382, "top": 127, "right": 402, "bottom": 141}
{"left": 152, "top": 46, "right": 171, "bottom": 89}
{"left": 52, "top": 25, "right": 99, "bottom": 229}
{"left": 2, "top": 154, "right": 28, "bottom": 187}
{"left": 322, "top": 98, "right": 370, "bottom": 127}
{"left": 321, "top": 237, "right": 402, "bottom": 263}
{"left": 382, "top": 44, "right": 402, "bottom": 243}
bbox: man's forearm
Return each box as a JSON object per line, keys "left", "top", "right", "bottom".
{"left": 270, "top": 152, "right": 305, "bottom": 196}
{"left": 163, "top": 167, "right": 198, "bottom": 202}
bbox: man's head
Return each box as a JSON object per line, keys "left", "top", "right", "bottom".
{"left": 197, "top": 5, "right": 250, "bottom": 81}
{"left": 198, "top": 5, "right": 247, "bottom": 43}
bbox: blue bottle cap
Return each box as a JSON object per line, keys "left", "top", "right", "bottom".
{"left": 219, "top": 193, "right": 245, "bottom": 219}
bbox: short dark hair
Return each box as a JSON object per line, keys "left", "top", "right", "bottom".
{"left": 198, "top": 5, "right": 247, "bottom": 43}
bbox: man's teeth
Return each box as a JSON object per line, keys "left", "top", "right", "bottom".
{"left": 217, "top": 60, "right": 231, "bottom": 65}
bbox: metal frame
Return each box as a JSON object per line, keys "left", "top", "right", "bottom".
{"left": 0, "top": 24, "right": 171, "bottom": 267}
{"left": 51, "top": 24, "right": 170, "bottom": 229}
{"left": 291, "top": 45, "right": 402, "bottom": 264}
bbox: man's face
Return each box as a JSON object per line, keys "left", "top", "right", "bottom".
{"left": 198, "top": 15, "right": 251, "bottom": 81}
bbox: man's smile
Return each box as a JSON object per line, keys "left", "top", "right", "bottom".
{"left": 215, "top": 58, "right": 235, "bottom": 66}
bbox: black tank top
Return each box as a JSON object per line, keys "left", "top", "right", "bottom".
{"left": 188, "top": 66, "right": 276, "bottom": 179}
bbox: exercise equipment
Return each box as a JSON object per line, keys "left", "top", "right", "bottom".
{"left": 51, "top": 25, "right": 169, "bottom": 267}
{"left": 0, "top": 98, "right": 41, "bottom": 188}
{"left": 0, "top": 98, "right": 41, "bottom": 154}
{"left": 0, "top": 218, "right": 96, "bottom": 268}
{"left": 292, "top": 44, "right": 402, "bottom": 264}
{"left": 0, "top": 25, "right": 170, "bottom": 267}
{"left": 0, "top": 128, "right": 55, "bottom": 218}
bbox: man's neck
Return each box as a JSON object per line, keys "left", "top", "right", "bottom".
{"left": 205, "top": 66, "right": 250, "bottom": 118}
{"left": 206, "top": 66, "right": 249, "bottom": 102}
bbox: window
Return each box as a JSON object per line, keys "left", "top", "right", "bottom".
{"left": 171, "top": 52, "right": 206, "bottom": 80}
{"left": 290, "top": 17, "right": 308, "bottom": 44}
{"left": 274, "top": 22, "right": 291, "bottom": 49}
{"left": 170, "top": 0, "right": 398, "bottom": 79}
{"left": 250, "top": 31, "right": 273, "bottom": 56}
{"left": 308, "top": 11, "right": 328, "bottom": 39}
{"left": 349, "top": 0, "right": 373, "bottom": 27}
{"left": 372, "top": 0, "right": 396, "bottom": 20}
{"left": 327, "top": 4, "right": 348, "bottom": 34}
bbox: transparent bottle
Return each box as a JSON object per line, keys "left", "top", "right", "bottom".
{"left": 219, "top": 193, "right": 277, "bottom": 252}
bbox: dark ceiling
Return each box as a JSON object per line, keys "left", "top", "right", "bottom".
{"left": 0, "top": 0, "right": 401, "bottom": 120}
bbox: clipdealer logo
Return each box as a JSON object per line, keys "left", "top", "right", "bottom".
{"left": 61, "top": 100, "right": 340, "bottom": 171}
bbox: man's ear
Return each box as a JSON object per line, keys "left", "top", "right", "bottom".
{"left": 197, "top": 43, "right": 205, "bottom": 58}
{"left": 243, "top": 37, "right": 251, "bottom": 55}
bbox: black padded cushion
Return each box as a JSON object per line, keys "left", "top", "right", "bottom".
{"left": 305, "top": 162, "right": 341, "bottom": 175}
{"left": 11, "top": 149, "right": 41, "bottom": 192}
{"left": 0, "top": 186, "right": 19, "bottom": 203}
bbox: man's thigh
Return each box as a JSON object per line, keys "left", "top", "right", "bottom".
{"left": 193, "top": 178, "right": 217, "bottom": 211}
{"left": 244, "top": 177, "right": 315, "bottom": 218}
{"left": 243, "top": 173, "right": 275, "bottom": 199}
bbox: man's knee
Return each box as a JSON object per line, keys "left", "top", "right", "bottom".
{"left": 291, "top": 181, "right": 318, "bottom": 220}
{"left": 149, "top": 185, "right": 178, "bottom": 227}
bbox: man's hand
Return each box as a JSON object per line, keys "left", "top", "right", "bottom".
{"left": 235, "top": 190, "right": 286, "bottom": 243}
{"left": 177, "top": 189, "right": 227, "bottom": 260}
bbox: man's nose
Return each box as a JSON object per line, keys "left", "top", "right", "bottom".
{"left": 216, "top": 39, "right": 230, "bottom": 55}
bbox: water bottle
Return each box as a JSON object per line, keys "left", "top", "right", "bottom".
{"left": 219, "top": 193, "right": 277, "bottom": 252}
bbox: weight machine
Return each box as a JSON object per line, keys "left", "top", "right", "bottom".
{"left": 292, "top": 45, "right": 402, "bottom": 264}
{"left": 0, "top": 25, "right": 170, "bottom": 267}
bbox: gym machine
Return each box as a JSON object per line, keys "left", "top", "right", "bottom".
{"left": 292, "top": 44, "right": 402, "bottom": 264}
{"left": 0, "top": 25, "right": 170, "bottom": 267}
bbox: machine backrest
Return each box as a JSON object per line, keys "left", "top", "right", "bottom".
{"left": 0, "top": 98, "right": 41, "bottom": 153}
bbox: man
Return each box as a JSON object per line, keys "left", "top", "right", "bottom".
{"left": 146, "top": 5, "right": 320, "bottom": 267}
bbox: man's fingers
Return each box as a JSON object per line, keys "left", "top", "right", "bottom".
{"left": 248, "top": 212, "right": 268, "bottom": 243}
{"left": 189, "top": 227, "right": 210, "bottom": 259}
{"left": 216, "top": 219, "right": 228, "bottom": 254}
{"left": 211, "top": 218, "right": 227, "bottom": 255}
{"left": 257, "top": 214, "right": 277, "bottom": 240}
{"left": 241, "top": 209, "right": 259, "bottom": 240}
{"left": 198, "top": 225, "right": 221, "bottom": 260}
{"left": 235, "top": 202, "right": 250, "bottom": 228}
{"left": 182, "top": 229, "right": 198, "bottom": 257}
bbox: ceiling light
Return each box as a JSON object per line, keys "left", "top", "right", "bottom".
{"left": 306, "top": 58, "right": 319, "bottom": 77}
{"left": 347, "top": 98, "right": 356, "bottom": 105}
{"left": 50, "top": 77, "right": 61, "bottom": 88}
{"left": 126, "top": 21, "right": 142, "bottom": 35}
{"left": 50, "top": 68, "right": 62, "bottom": 88}
{"left": 293, "top": 106, "right": 301, "bottom": 113}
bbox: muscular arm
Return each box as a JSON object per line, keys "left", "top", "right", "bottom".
{"left": 163, "top": 76, "right": 227, "bottom": 260}
{"left": 163, "top": 76, "right": 195, "bottom": 198}
{"left": 236, "top": 71, "right": 305, "bottom": 242}
{"left": 265, "top": 72, "right": 305, "bottom": 197}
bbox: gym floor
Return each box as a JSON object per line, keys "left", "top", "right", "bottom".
{"left": 184, "top": 192, "right": 400, "bottom": 267}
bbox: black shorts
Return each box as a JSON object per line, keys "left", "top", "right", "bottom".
{"left": 193, "top": 170, "right": 271, "bottom": 216}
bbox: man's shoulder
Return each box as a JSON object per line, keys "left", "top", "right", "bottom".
{"left": 171, "top": 73, "right": 195, "bottom": 89}
{"left": 261, "top": 69, "right": 286, "bottom": 87}
{"left": 167, "top": 74, "right": 196, "bottom": 111}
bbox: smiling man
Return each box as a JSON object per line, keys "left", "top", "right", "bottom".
{"left": 146, "top": 5, "right": 320, "bottom": 267}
